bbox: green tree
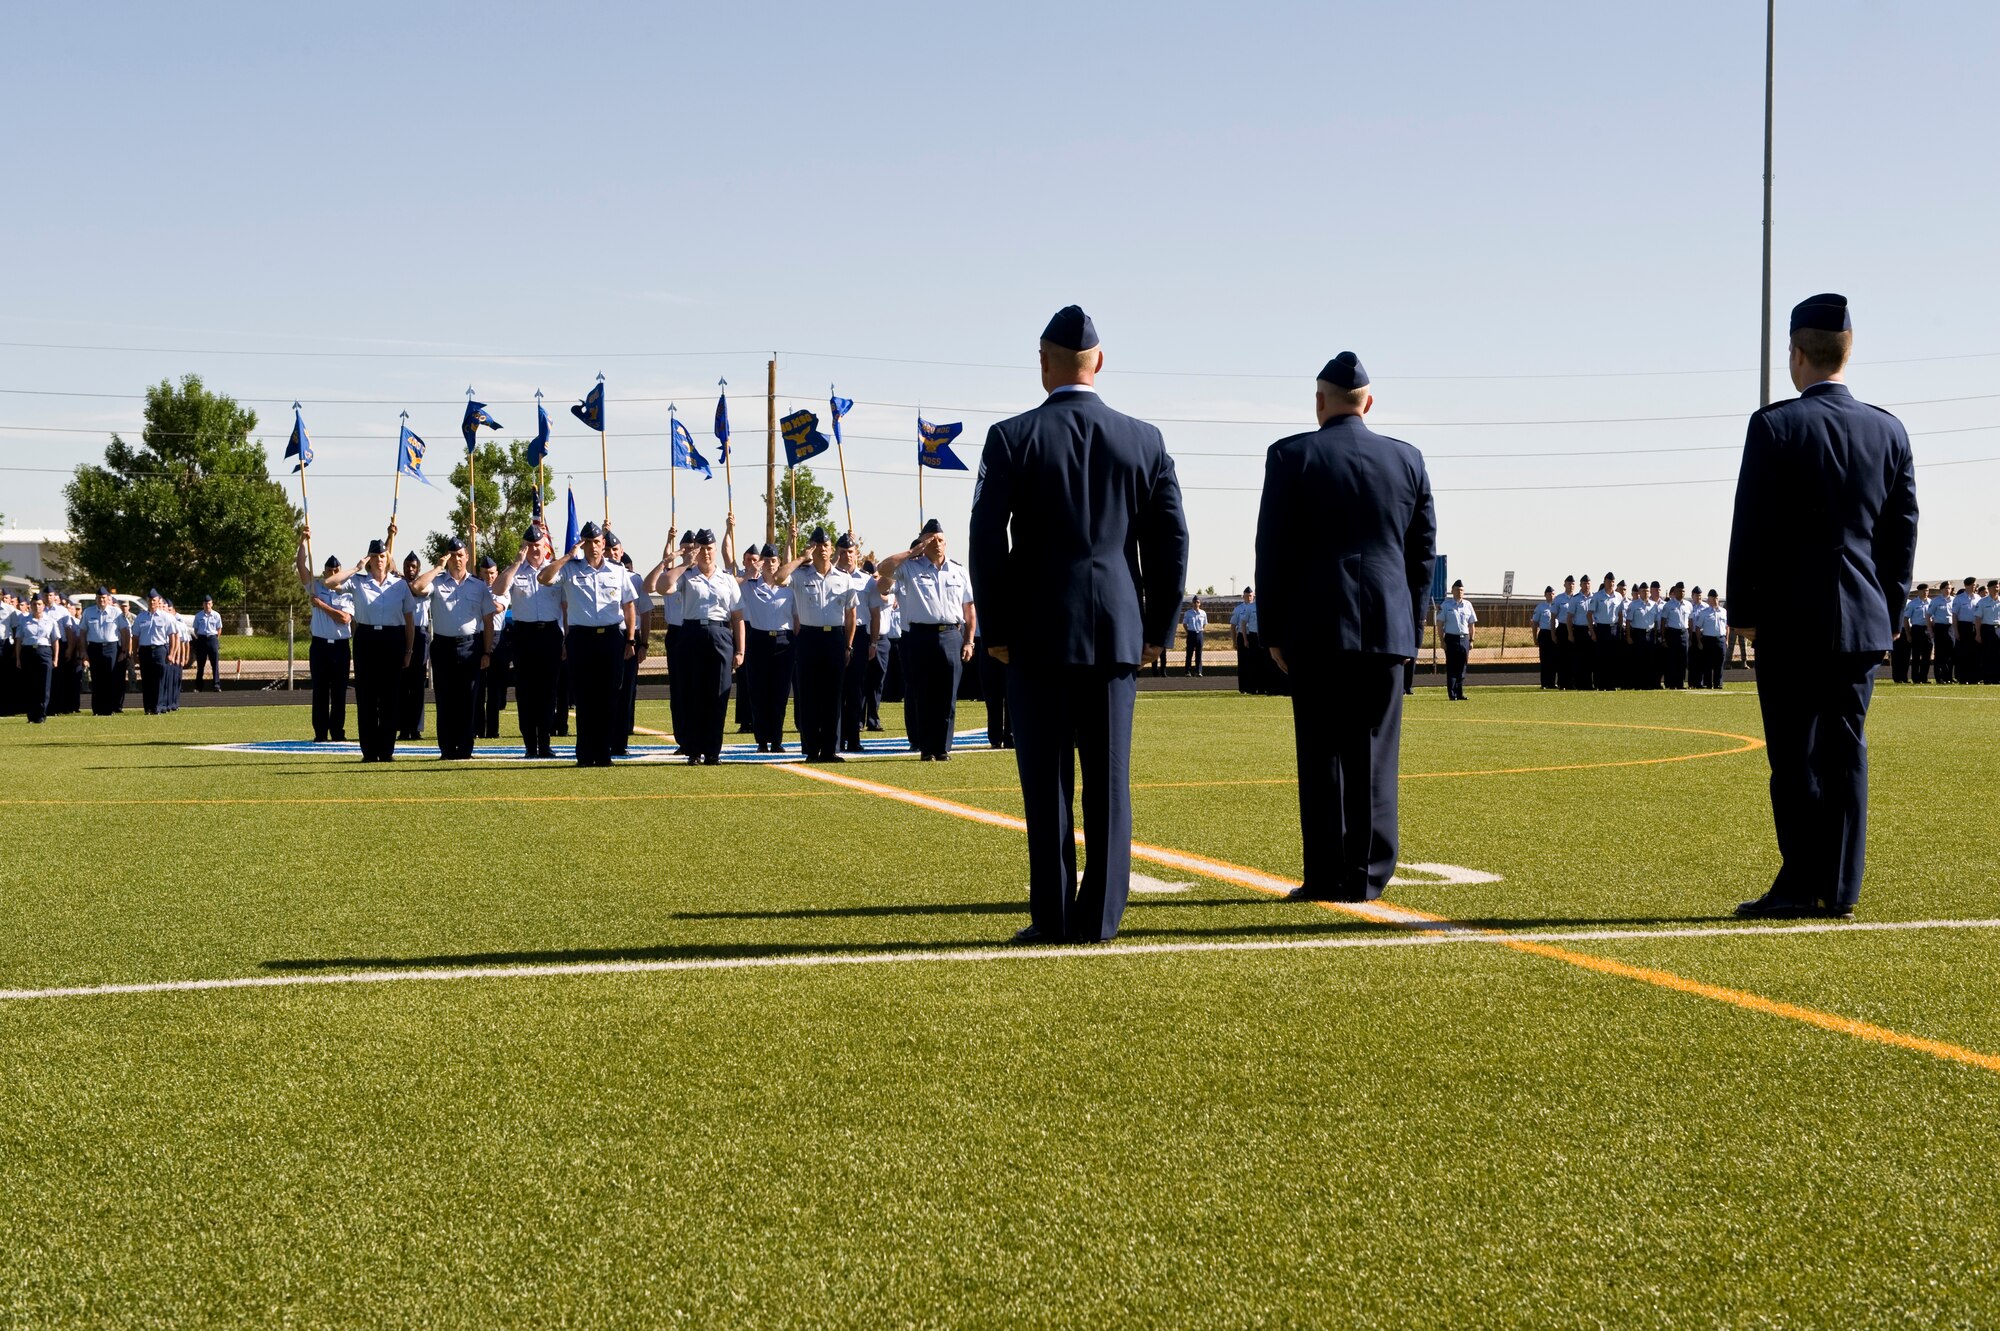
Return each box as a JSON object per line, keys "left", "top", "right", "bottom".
{"left": 424, "top": 439, "right": 545, "bottom": 564}
{"left": 772, "top": 464, "right": 835, "bottom": 555}
{"left": 64, "top": 376, "right": 301, "bottom": 610}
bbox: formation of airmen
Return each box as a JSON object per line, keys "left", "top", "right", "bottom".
{"left": 0, "top": 585, "right": 222, "bottom": 722}
{"left": 1527, "top": 576, "right": 1737, "bottom": 691}
{"left": 1894, "top": 579, "right": 2000, "bottom": 684}
{"left": 288, "top": 509, "right": 976, "bottom": 766}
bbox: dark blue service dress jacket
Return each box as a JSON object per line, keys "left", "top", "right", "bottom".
{"left": 1255, "top": 414, "right": 1437, "bottom": 659}
{"left": 968, "top": 388, "right": 1188, "bottom": 666}
{"left": 1725, "top": 382, "right": 1918, "bottom": 653}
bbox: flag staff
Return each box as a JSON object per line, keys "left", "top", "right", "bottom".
{"left": 1758, "top": 0, "right": 1776, "bottom": 408}
{"left": 719, "top": 377, "right": 734, "bottom": 527}
{"left": 765, "top": 356, "right": 778, "bottom": 546}
{"left": 592, "top": 372, "right": 609, "bottom": 526}
{"left": 787, "top": 398, "right": 798, "bottom": 556}
{"left": 669, "top": 402, "right": 679, "bottom": 533}
{"left": 831, "top": 384, "right": 854, "bottom": 537}
{"left": 388, "top": 409, "right": 408, "bottom": 545}
{"left": 464, "top": 386, "right": 480, "bottom": 564}
{"left": 916, "top": 408, "right": 925, "bottom": 528}
{"left": 534, "top": 389, "right": 547, "bottom": 521}
{"left": 292, "top": 401, "right": 312, "bottom": 569}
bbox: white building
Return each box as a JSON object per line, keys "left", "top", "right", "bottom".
{"left": 0, "top": 529, "right": 73, "bottom": 584}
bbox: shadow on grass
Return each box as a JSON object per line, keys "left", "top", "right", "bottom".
{"left": 1433, "top": 915, "right": 1733, "bottom": 930}
{"left": 672, "top": 897, "right": 1250, "bottom": 921}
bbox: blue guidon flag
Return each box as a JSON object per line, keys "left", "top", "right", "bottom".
{"left": 571, "top": 379, "right": 605, "bottom": 433}
{"left": 780, "top": 409, "right": 831, "bottom": 468}
{"left": 526, "top": 399, "right": 552, "bottom": 468}
{"left": 671, "top": 415, "right": 712, "bottom": 479}
{"left": 462, "top": 399, "right": 501, "bottom": 454}
{"left": 714, "top": 382, "right": 731, "bottom": 463}
{"left": 284, "top": 404, "right": 313, "bottom": 473}
{"left": 918, "top": 417, "right": 967, "bottom": 471}
{"left": 830, "top": 390, "right": 853, "bottom": 446}
{"left": 397, "top": 422, "right": 433, "bottom": 486}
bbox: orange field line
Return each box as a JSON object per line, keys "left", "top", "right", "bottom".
{"left": 0, "top": 792, "right": 812, "bottom": 807}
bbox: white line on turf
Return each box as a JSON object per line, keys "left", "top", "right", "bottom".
{"left": 4, "top": 918, "right": 1997, "bottom": 1005}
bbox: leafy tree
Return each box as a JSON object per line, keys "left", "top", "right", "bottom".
{"left": 64, "top": 376, "right": 301, "bottom": 610}
{"left": 772, "top": 465, "right": 835, "bottom": 555}
{"left": 423, "top": 439, "right": 545, "bottom": 564}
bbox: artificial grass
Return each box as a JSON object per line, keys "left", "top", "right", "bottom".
{"left": 3, "top": 682, "right": 1998, "bottom": 1326}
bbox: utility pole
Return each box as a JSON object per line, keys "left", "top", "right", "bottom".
{"left": 766, "top": 356, "right": 778, "bottom": 545}
{"left": 1759, "top": 0, "right": 1776, "bottom": 407}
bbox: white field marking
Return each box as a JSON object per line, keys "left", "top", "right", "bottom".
{"left": 781, "top": 762, "right": 1449, "bottom": 928}
{"left": 6, "top": 918, "right": 2000, "bottom": 1006}
{"left": 1389, "top": 863, "right": 1505, "bottom": 888}
{"left": 1042, "top": 873, "right": 1189, "bottom": 894}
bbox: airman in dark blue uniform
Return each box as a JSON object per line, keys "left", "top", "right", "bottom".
{"left": 1727, "top": 294, "right": 1918, "bottom": 920}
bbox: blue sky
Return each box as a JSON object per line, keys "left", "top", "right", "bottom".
{"left": 3, "top": 0, "right": 1995, "bottom": 594}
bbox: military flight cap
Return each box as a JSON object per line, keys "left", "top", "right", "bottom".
{"left": 524, "top": 523, "right": 545, "bottom": 542}
{"left": 1317, "top": 352, "right": 1370, "bottom": 390}
{"left": 835, "top": 532, "right": 856, "bottom": 550}
{"left": 578, "top": 521, "right": 602, "bottom": 541}
{"left": 403, "top": 550, "right": 421, "bottom": 565}
{"left": 323, "top": 555, "right": 341, "bottom": 571}
{"left": 445, "top": 536, "right": 466, "bottom": 553}
{"left": 147, "top": 587, "right": 161, "bottom": 598}
{"left": 759, "top": 543, "right": 777, "bottom": 559}
{"left": 1545, "top": 585, "right": 1555, "bottom": 594}
{"left": 603, "top": 530, "right": 621, "bottom": 547}
{"left": 366, "top": 539, "right": 387, "bottom": 556}
{"left": 1790, "top": 293, "right": 1850, "bottom": 333}
{"left": 96, "top": 585, "right": 109, "bottom": 596}
{"left": 809, "top": 526, "right": 830, "bottom": 545}
{"left": 1041, "top": 305, "right": 1098, "bottom": 351}
{"left": 694, "top": 528, "right": 717, "bottom": 544}
{"left": 478, "top": 555, "right": 497, "bottom": 570}
{"left": 921, "top": 518, "right": 944, "bottom": 537}
{"left": 679, "top": 530, "right": 697, "bottom": 545}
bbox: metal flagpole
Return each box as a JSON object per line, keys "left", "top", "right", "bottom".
{"left": 388, "top": 410, "right": 407, "bottom": 546}
{"left": 832, "top": 384, "right": 854, "bottom": 537}
{"left": 594, "top": 371, "right": 609, "bottom": 525}
{"left": 720, "top": 376, "right": 734, "bottom": 527}
{"left": 1759, "top": 0, "right": 1776, "bottom": 408}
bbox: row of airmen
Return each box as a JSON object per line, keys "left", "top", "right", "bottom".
{"left": 297, "top": 514, "right": 981, "bottom": 766}
{"left": 1895, "top": 579, "right": 2000, "bottom": 684}
{"left": 1521, "top": 575, "right": 1737, "bottom": 692}
{"left": 3, "top": 587, "right": 221, "bottom": 722}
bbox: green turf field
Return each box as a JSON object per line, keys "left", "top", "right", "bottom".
{"left": 4, "top": 682, "right": 1998, "bottom": 1327}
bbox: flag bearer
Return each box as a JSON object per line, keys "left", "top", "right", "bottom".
{"left": 501, "top": 524, "right": 562, "bottom": 759}
{"left": 409, "top": 537, "right": 503, "bottom": 760}
{"left": 315, "top": 532, "right": 417, "bottom": 762}
{"left": 875, "top": 519, "right": 976, "bottom": 761}
{"left": 785, "top": 526, "right": 859, "bottom": 762}
{"left": 658, "top": 528, "right": 744, "bottom": 765}
{"left": 538, "top": 521, "right": 635, "bottom": 768}
{"left": 297, "top": 545, "right": 354, "bottom": 742}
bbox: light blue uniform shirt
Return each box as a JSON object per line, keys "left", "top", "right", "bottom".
{"left": 1903, "top": 597, "right": 1929, "bottom": 629}
{"left": 346, "top": 574, "right": 416, "bottom": 629}
{"left": 1929, "top": 594, "right": 1954, "bottom": 627}
{"left": 1231, "top": 600, "right": 1258, "bottom": 636}
{"left": 194, "top": 609, "right": 222, "bottom": 636}
{"left": 1952, "top": 591, "right": 1977, "bottom": 626}
{"left": 1626, "top": 599, "right": 1661, "bottom": 631}
{"left": 507, "top": 558, "right": 565, "bottom": 623}
{"left": 892, "top": 557, "right": 971, "bottom": 626}
{"left": 133, "top": 609, "right": 176, "bottom": 647}
{"left": 1531, "top": 601, "right": 1558, "bottom": 632}
{"left": 791, "top": 565, "right": 859, "bottom": 629}
{"left": 1659, "top": 598, "right": 1691, "bottom": 630}
{"left": 555, "top": 558, "right": 636, "bottom": 628}
{"left": 1978, "top": 595, "right": 2000, "bottom": 627}
{"left": 1704, "top": 605, "right": 1729, "bottom": 638}
{"left": 16, "top": 613, "right": 59, "bottom": 649}
{"left": 1437, "top": 599, "right": 1476, "bottom": 636}
{"left": 81, "top": 604, "right": 124, "bottom": 644}
{"left": 740, "top": 578, "right": 794, "bottom": 633}
{"left": 1588, "top": 590, "right": 1622, "bottom": 627}
{"left": 678, "top": 570, "right": 741, "bottom": 624}
{"left": 427, "top": 571, "right": 503, "bottom": 638}
{"left": 309, "top": 581, "right": 354, "bottom": 640}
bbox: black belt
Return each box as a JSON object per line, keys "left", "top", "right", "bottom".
{"left": 906, "top": 622, "right": 961, "bottom": 631}
{"left": 572, "top": 625, "right": 622, "bottom": 635}
{"left": 435, "top": 632, "right": 478, "bottom": 642}
{"left": 751, "top": 627, "right": 790, "bottom": 637}
{"left": 800, "top": 624, "right": 840, "bottom": 633}
{"left": 513, "top": 619, "right": 561, "bottom": 630}
{"left": 356, "top": 624, "right": 401, "bottom": 633}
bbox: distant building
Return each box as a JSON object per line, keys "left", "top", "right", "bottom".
{"left": 0, "top": 529, "right": 74, "bottom": 584}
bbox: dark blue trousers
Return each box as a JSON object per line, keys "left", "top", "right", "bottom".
{"left": 1008, "top": 662, "right": 1136, "bottom": 943}
{"left": 1755, "top": 649, "right": 1877, "bottom": 909}
{"left": 20, "top": 644, "right": 53, "bottom": 722}
{"left": 88, "top": 642, "right": 122, "bottom": 714}
{"left": 565, "top": 625, "right": 623, "bottom": 767}
{"left": 193, "top": 634, "right": 220, "bottom": 690}
{"left": 353, "top": 626, "right": 404, "bottom": 761}
{"left": 1288, "top": 650, "right": 1405, "bottom": 900}
{"left": 792, "top": 626, "right": 845, "bottom": 760}
{"left": 901, "top": 624, "right": 962, "bottom": 758}
{"left": 680, "top": 621, "right": 735, "bottom": 761}
{"left": 744, "top": 629, "right": 793, "bottom": 750}
{"left": 309, "top": 636, "right": 349, "bottom": 741}
{"left": 430, "top": 633, "right": 481, "bottom": 759}
{"left": 840, "top": 627, "right": 873, "bottom": 750}
{"left": 1443, "top": 633, "right": 1469, "bottom": 699}
{"left": 511, "top": 621, "right": 560, "bottom": 755}
{"left": 138, "top": 644, "right": 169, "bottom": 714}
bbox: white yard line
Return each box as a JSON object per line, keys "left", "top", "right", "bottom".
{"left": 4, "top": 918, "right": 1997, "bottom": 1006}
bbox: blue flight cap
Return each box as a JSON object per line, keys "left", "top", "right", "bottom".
{"left": 578, "top": 521, "right": 602, "bottom": 541}
{"left": 808, "top": 526, "right": 830, "bottom": 545}
{"left": 403, "top": 550, "right": 421, "bottom": 566}
{"left": 694, "top": 528, "right": 717, "bottom": 545}
{"left": 147, "top": 587, "right": 161, "bottom": 599}
{"left": 921, "top": 518, "right": 944, "bottom": 537}
{"left": 202, "top": 593, "right": 213, "bottom": 603}
{"left": 95, "top": 585, "right": 109, "bottom": 597}
{"left": 478, "top": 555, "right": 497, "bottom": 570}
{"left": 835, "top": 532, "right": 856, "bottom": 550}
{"left": 861, "top": 559, "right": 876, "bottom": 573}
{"left": 324, "top": 554, "right": 341, "bottom": 571}
{"left": 758, "top": 543, "right": 777, "bottom": 559}
{"left": 524, "top": 523, "right": 545, "bottom": 543}
{"left": 366, "top": 539, "right": 387, "bottom": 556}
{"left": 1790, "top": 293, "right": 1850, "bottom": 333}
{"left": 1317, "top": 352, "right": 1369, "bottom": 390}
{"left": 1040, "top": 304, "right": 1099, "bottom": 351}
{"left": 679, "top": 530, "right": 697, "bottom": 546}
{"left": 445, "top": 537, "right": 466, "bottom": 553}
{"left": 603, "top": 529, "right": 621, "bottom": 547}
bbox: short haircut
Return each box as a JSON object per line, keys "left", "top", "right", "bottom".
{"left": 1316, "top": 380, "right": 1370, "bottom": 410}
{"left": 1040, "top": 339, "right": 1100, "bottom": 377}
{"left": 1791, "top": 327, "right": 1852, "bottom": 372}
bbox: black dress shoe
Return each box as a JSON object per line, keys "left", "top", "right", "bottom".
{"left": 935, "top": 751, "right": 951, "bottom": 762}
{"left": 1285, "top": 886, "right": 1329, "bottom": 902}
{"left": 1011, "top": 926, "right": 1057, "bottom": 945}
{"left": 1735, "top": 894, "right": 1818, "bottom": 919}
{"left": 824, "top": 753, "right": 846, "bottom": 763}
{"left": 1816, "top": 902, "right": 1857, "bottom": 921}
{"left": 703, "top": 755, "right": 721, "bottom": 766}
{"left": 921, "top": 753, "right": 935, "bottom": 762}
